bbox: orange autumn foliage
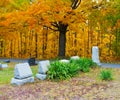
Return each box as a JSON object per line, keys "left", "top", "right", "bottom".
{"left": 0, "top": 0, "right": 119, "bottom": 62}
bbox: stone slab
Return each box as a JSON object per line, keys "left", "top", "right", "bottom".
{"left": 36, "top": 73, "right": 47, "bottom": 80}
{"left": 11, "top": 76, "right": 34, "bottom": 86}
{"left": 1, "top": 64, "right": 8, "bottom": 68}
{"left": 14, "top": 63, "right": 33, "bottom": 79}
{"left": 38, "top": 60, "right": 50, "bottom": 74}
{"left": 92, "top": 46, "right": 101, "bottom": 66}
{"left": 70, "top": 56, "right": 80, "bottom": 60}
{"left": 59, "top": 59, "right": 69, "bottom": 63}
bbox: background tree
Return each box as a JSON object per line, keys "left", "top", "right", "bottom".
{"left": 0, "top": 0, "right": 119, "bottom": 61}
{"left": 0, "top": 0, "right": 86, "bottom": 57}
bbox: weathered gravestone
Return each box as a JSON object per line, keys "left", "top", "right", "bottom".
{"left": 70, "top": 56, "right": 80, "bottom": 60}
{"left": 1, "top": 64, "right": 8, "bottom": 68}
{"left": 36, "top": 60, "right": 50, "bottom": 80}
{"left": 28, "top": 57, "right": 37, "bottom": 66}
{"left": 59, "top": 59, "right": 69, "bottom": 63}
{"left": 4, "top": 59, "right": 10, "bottom": 63}
{"left": 92, "top": 46, "right": 101, "bottom": 66}
{"left": 11, "top": 63, "right": 34, "bottom": 86}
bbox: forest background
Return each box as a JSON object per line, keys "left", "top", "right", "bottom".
{"left": 0, "top": 0, "right": 120, "bottom": 62}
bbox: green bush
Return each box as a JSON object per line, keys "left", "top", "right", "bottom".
{"left": 70, "top": 58, "right": 96, "bottom": 72}
{"left": 99, "top": 70, "right": 113, "bottom": 81}
{"left": 47, "top": 61, "right": 79, "bottom": 81}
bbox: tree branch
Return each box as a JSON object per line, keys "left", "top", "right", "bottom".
{"left": 71, "top": 0, "right": 81, "bottom": 10}
{"left": 46, "top": 26, "right": 59, "bottom": 31}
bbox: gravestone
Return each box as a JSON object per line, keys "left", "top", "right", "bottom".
{"left": 38, "top": 60, "right": 50, "bottom": 74}
{"left": 1, "top": 64, "right": 8, "bottom": 68}
{"left": 4, "top": 59, "right": 10, "bottom": 63}
{"left": 28, "top": 57, "right": 36, "bottom": 66}
{"left": 59, "top": 59, "right": 69, "bottom": 63}
{"left": 36, "top": 60, "right": 50, "bottom": 80}
{"left": 11, "top": 63, "right": 34, "bottom": 86}
{"left": 92, "top": 46, "right": 101, "bottom": 66}
{"left": 70, "top": 56, "right": 80, "bottom": 60}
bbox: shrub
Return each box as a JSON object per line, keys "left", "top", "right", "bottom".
{"left": 70, "top": 58, "right": 96, "bottom": 72}
{"left": 47, "top": 61, "right": 79, "bottom": 81}
{"left": 99, "top": 70, "right": 113, "bottom": 81}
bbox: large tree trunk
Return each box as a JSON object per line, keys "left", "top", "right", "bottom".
{"left": 58, "top": 23, "right": 68, "bottom": 57}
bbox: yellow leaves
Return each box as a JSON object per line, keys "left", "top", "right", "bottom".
{"left": 103, "top": 38, "right": 110, "bottom": 44}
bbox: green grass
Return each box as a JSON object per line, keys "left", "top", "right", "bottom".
{"left": 0, "top": 67, "right": 14, "bottom": 84}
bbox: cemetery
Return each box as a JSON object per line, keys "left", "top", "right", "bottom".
{"left": 0, "top": 0, "right": 120, "bottom": 99}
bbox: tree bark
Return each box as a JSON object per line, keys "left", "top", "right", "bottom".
{"left": 58, "top": 23, "right": 68, "bottom": 57}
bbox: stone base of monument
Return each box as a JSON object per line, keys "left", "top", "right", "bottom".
{"left": 36, "top": 73, "right": 47, "bottom": 80}
{"left": 11, "top": 76, "right": 34, "bottom": 86}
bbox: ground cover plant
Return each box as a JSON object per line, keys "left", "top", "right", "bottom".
{"left": 70, "top": 58, "right": 96, "bottom": 72}
{"left": 47, "top": 61, "right": 79, "bottom": 81}
{"left": 99, "top": 69, "right": 113, "bottom": 81}
{"left": 47, "top": 58, "right": 96, "bottom": 81}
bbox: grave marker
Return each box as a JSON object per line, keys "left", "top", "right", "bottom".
{"left": 11, "top": 63, "right": 34, "bottom": 86}
{"left": 36, "top": 60, "right": 50, "bottom": 80}
{"left": 28, "top": 57, "right": 37, "bottom": 66}
{"left": 59, "top": 59, "right": 69, "bottom": 63}
{"left": 92, "top": 46, "right": 101, "bottom": 66}
{"left": 38, "top": 60, "right": 50, "bottom": 74}
{"left": 70, "top": 56, "right": 80, "bottom": 60}
{"left": 2, "top": 64, "right": 8, "bottom": 68}
{"left": 14, "top": 63, "right": 33, "bottom": 79}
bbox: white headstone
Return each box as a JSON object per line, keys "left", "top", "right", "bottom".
{"left": 92, "top": 46, "right": 101, "bottom": 66}
{"left": 59, "top": 59, "right": 69, "bottom": 63}
{"left": 38, "top": 60, "right": 50, "bottom": 74}
{"left": 14, "top": 63, "right": 33, "bottom": 79}
{"left": 11, "top": 63, "right": 34, "bottom": 86}
{"left": 1, "top": 64, "right": 8, "bottom": 68}
{"left": 70, "top": 56, "right": 80, "bottom": 60}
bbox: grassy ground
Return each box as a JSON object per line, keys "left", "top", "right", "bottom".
{"left": 0, "top": 62, "right": 120, "bottom": 99}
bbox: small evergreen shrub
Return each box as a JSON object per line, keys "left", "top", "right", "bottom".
{"left": 47, "top": 61, "right": 79, "bottom": 81}
{"left": 70, "top": 58, "right": 96, "bottom": 72}
{"left": 99, "top": 70, "right": 113, "bottom": 81}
